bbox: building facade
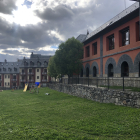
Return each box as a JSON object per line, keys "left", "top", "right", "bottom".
{"left": 0, "top": 52, "right": 51, "bottom": 89}
{"left": 77, "top": 2, "right": 140, "bottom": 78}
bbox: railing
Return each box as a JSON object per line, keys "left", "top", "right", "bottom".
{"left": 28, "top": 80, "right": 34, "bottom": 82}
{"left": 12, "top": 79, "right": 17, "bottom": 82}
{"left": 28, "top": 72, "right": 34, "bottom": 75}
{"left": 42, "top": 72, "right": 47, "bottom": 75}
{"left": 20, "top": 79, "right": 26, "bottom": 82}
{"left": 20, "top": 72, "right": 26, "bottom": 75}
{"left": 60, "top": 76, "right": 140, "bottom": 91}
{"left": 42, "top": 79, "right": 47, "bottom": 82}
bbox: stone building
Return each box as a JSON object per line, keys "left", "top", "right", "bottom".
{"left": 77, "top": 2, "right": 140, "bottom": 78}
{"left": 0, "top": 52, "right": 51, "bottom": 89}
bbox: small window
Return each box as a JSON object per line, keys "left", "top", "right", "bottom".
{"left": 0, "top": 83, "right": 1, "bottom": 86}
{"left": 8, "top": 75, "right": 10, "bottom": 78}
{"left": 37, "top": 69, "right": 39, "bottom": 72}
{"left": 8, "top": 82, "right": 9, "bottom": 86}
{"left": 37, "top": 76, "right": 39, "bottom": 79}
{"left": 29, "top": 69, "right": 32, "bottom": 73}
{"left": 5, "top": 82, "right": 6, "bottom": 86}
{"left": 92, "top": 42, "right": 97, "bottom": 55}
{"left": 22, "top": 69, "right": 24, "bottom": 73}
{"left": 29, "top": 76, "right": 32, "bottom": 80}
{"left": 107, "top": 34, "right": 114, "bottom": 50}
{"left": 0, "top": 75, "right": 1, "bottom": 79}
{"left": 120, "top": 27, "right": 130, "bottom": 46}
{"left": 44, "top": 69, "right": 47, "bottom": 73}
{"left": 5, "top": 75, "right": 7, "bottom": 78}
{"left": 86, "top": 46, "right": 90, "bottom": 57}
{"left": 0, "top": 68, "right": 1, "bottom": 72}
{"left": 44, "top": 76, "right": 47, "bottom": 79}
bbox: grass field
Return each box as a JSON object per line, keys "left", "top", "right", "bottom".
{"left": 0, "top": 87, "right": 140, "bottom": 140}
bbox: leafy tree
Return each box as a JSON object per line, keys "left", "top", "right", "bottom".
{"left": 47, "top": 56, "right": 58, "bottom": 81}
{"left": 54, "top": 37, "right": 83, "bottom": 78}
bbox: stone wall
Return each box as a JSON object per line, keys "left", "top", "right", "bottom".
{"left": 47, "top": 83, "right": 140, "bottom": 108}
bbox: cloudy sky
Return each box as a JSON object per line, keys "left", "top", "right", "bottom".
{"left": 0, "top": 0, "right": 136, "bottom": 62}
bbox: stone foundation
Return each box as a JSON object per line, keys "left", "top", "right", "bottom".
{"left": 47, "top": 83, "right": 140, "bottom": 108}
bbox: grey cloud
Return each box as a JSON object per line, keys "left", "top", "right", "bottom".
{"left": 0, "top": 0, "right": 17, "bottom": 14}
{"left": 35, "top": 4, "right": 74, "bottom": 21}
{"left": 1, "top": 49, "right": 55, "bottom": 62}
{"left": 0, "top": 0, "right": 136, "bottom": 61}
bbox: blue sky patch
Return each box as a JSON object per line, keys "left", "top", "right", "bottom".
{"left": 51, "top": 46, "right": 58, "bottom": 49}
{"left": 22, "top": 0, "right": 32, "bottom": 8}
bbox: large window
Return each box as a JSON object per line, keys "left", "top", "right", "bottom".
{"left": 120, "top": 27, "right": 130, "bottom": 46}
{"left": 92, "top": 42, "right": 97, "bottom": 55}
{"left": 86, "top": 46, "right": 90, "bottom": 57}
{"left": 107, "top": 34, "right": 114, "bottom": 50}
{"left": 139, "top": 62, "right": 140, "bottom": 77}
{"left": 80, "top": 69, "right": 83, "bottom": 77}
{"left": 86, "top": 67, "right": 89, "bottom": 77}
{"left": 93, "top": 66, "right": 97, "bottom": 77}
{"left": 121, "top": 61, "right": 129, "bottom": 77}
{"left": 136, "top": 21, "right": 139, "bottom": 42}
{"left": 108, "top": 64, "right": 113, "bottom": 77}
{"left": 13, "top": 75, "right": 16, "bottom": 79}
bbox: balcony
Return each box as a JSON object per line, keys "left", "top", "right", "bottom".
{"left": 12, "top": 79, "right": 17, "bottom": 82}
{"left": 28, "top": 79, "right": 34, "bottom": 82}
{"left": 20, "top": 79, "right": 26, "bottom": 82}
{"left": 42, "top": 79, "right": 47, "bottom": 82}
{"left": 42, "top": 72, "right": 47, "bottom": 75}
{"left": 28, "top": 72, "right": 34, "bottom": 75}
{"left": 20, "top": 72, "right": 26, "bottom": 75}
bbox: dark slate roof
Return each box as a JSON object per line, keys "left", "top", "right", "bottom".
{"left": 0, "top": 61, "right": 22, "bottom": 74}
{"left": 19, "top": 53, "right": 52, "bottom": 68}
{"left": 0, "top": 53, "right": 52, "bottom": 73}
{"left": 76, "top": 34, "right": 87, "bottom": 43}
{"left": 85, "top": 2, "right": 139, "bottom": 41}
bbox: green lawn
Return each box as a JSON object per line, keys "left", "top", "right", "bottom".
{"left": 0, "top": 87, "right": 140, "bottom": 140}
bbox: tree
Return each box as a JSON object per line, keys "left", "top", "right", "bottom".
{"left": 54, "top": 37, "right": 84, "bottom": 78}
{"left": 47, "top": 56, "right": 58, "bottom": 81}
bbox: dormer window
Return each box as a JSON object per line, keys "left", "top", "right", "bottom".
{"left": 3, "top": 68, "right": 6, "bottom": 71}
{"left": 14, "top": 68, "right": 17, "bottom": 72}
{"left": 24, "top": 61, "right": 28, "bottom": 66}
{"left": 30, "top": 61, "right": 34, "bottom": 66}
{"left": 8, "top": 68, "right": 12, "bottom": 72}
{"left": 44, "top": 61, "right": 47, "bottom": 66}
{"left": 37, "top": 61, "right": 41, "bottom": 66}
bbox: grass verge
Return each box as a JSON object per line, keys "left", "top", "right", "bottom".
{"left": 0, "top": 87, "right": 140, "bottom": 140}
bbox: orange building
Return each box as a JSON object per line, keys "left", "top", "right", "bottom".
{"left": 77, "top": 2, "right": 140, "bottom": 78}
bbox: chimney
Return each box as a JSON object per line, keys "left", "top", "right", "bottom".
{"left": 87, "top": 30, "right": 89, "bottom": 35}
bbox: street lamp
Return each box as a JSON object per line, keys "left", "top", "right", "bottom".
{"left": 130, "top": 0, "right": 140, "bottom": 40}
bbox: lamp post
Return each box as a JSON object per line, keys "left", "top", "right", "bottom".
{"left": 130, "top": 0, "right": 140, "bottom": 40}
